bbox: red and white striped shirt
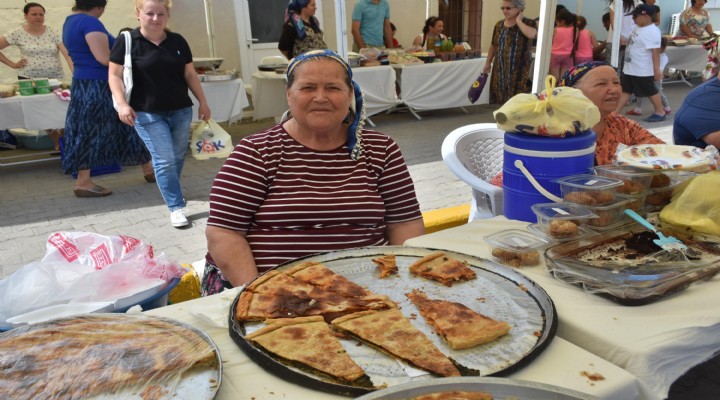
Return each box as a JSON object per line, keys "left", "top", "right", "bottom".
{"left": 206, "top": 124, "right": 422, "bottom": 271}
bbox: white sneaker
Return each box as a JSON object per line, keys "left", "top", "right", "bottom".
{"left": 170, "top": 209, "right": 188, "bottom": 228}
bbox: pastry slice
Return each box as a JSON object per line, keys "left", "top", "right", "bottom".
{"left": 406, "top": 290, "right": 510, "bottom": 349}
{"left": 408, "top": 252, "right": 477, "bottom": 286}
{"left": 245, "top": 316, "right": 370, "bottom": 385}
{"left": 331, "top": 309, "right": 461, "bottom": 377}
{"left": 372, "top": 255, "right": 398, "bottom": 278}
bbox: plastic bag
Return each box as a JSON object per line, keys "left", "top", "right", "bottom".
{"left": 467, "top": 73, "right": 487, "bottom": 104}
{"left": 493, "top": 76, "right": 600, "bottom": 137}
{"left": 660, "top": 171, "right": 720, "bottom": 236}
{"left": 0, "top": 232, "right": 185, "bottom": 329}
{"left": 190, "top": 119, "right": 234, "bottom": 160}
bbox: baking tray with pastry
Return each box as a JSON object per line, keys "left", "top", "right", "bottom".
{"left": 0, "top": 313, "right": 222, "bottom": 399}
{"left": 228, "top": 246, "right": 557, "bottom": 397}
{"left": 354, "top": 376, "right": 599, "bottom": 400}
{"left": 544, "top": 223, "right": 720, "bottom": 306}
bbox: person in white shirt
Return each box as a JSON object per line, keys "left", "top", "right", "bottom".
{"left": 627, "top": 37, "right": 671, "bottom": 116}
{"left": 615, "top": 4, "right": 666, "bottom": 122}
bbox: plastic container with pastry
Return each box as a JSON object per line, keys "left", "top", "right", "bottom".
{"left": 616, "top": 192, "right": 648, "bottom": 213}
{"left": 484, "top": 229, "right": 550, "bottom": 267}
{"left": 555, "top": 174, "right": 623, "bottom": 206}
{"left": 592, "top": 165, "right": 654, "bottom": 195}
{"left": 581, "top": 198, "right": 632, "bottom": 230}
{"left": 0, "top": 83, "right": 15, "bottom": 98}
{"left": 644, "top": 177, "right": 683, "bottom": 211}
{"left": 530, "top": 202, "right": 598, "bottom": 241}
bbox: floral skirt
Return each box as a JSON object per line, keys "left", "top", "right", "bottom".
{"left": 200, "top": 260, "right": 233, "bottom": 296}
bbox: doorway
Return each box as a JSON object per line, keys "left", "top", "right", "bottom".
{"left": 233, "top": 0, "right": 324, "bottom": 83}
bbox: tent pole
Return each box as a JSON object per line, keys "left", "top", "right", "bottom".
{"left": 533, "top": 0, "right": 557, "bottom": 93}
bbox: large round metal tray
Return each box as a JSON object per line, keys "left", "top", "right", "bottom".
{"left": 228, "top": 246, "right": 557, "bottom": 397}
{"left": 1, "top": 313, "right": 222, "bottom": 399}
{"left": 355, "top": 377, "right": 599, "bottom": 400}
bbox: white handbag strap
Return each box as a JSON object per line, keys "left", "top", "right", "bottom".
{"left": 122, "top": 31, "right": 131, "bottom": 68}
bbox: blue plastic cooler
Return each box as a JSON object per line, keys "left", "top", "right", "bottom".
{"left": 503, "top": 131, "right": 596, "bottom": 222}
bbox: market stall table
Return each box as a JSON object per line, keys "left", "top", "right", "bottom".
{"left": 0, "top": 92, "right": 68, "bottom": 131}
{"left": 145, "top": 286, "right": 656, "bottom": 399}
{"left": 393, "top": 58, "right": 489, "bottom": 119}
{"left": 251, "top": 65, "right": 400, "bottom": 122}
{"left": 192, "top": 78, "right": 249, "bottom": 123}
{"left": 404, "top": 217, "right": 720, "bottom": 400}
{"left": 664, "top": 45, "right": 709, "bottom": 86}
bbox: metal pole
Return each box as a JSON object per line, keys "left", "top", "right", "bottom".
{"left": 335, "top": 0, "right": 348, "bottom": 59}
{"left": 533, "top": 0, "right": 557, "bottom": 93}
{"left": 203, "top": 0, "right": 216, "bottom": 58}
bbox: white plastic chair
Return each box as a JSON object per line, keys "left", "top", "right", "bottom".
{"left": 260, "top": 55, "right": 288, "bottom": 65}
{"left": 441, "top": 123, "right": 504, "bottom": 221}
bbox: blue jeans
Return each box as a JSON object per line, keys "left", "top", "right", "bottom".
{"left": 133, "top": 108, "right": 192, "bottom": 211}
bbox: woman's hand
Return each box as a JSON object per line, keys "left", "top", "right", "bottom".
{"left": 483, "top": 62, "right": 491, "bottom": 74}
{"left": 516, "top": 10, "right": 525, "bottom": 24}
{"left": 13, "top": 57, "right": 28, "bottom": 69}
{"left": 117, "top": 103, "right": 137, "bottom": 127}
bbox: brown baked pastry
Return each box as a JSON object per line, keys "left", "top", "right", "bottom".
{"left": 617, "top": 179, "right": 645, "bottom": 195}
{"left": 548, "top": 220, "right": 578, "bottom": 237}
{"left": 491, "top": 248, "right": 540, "bottom": 266}
{"left": 650, "top": 173, "right": 671, "bottom": 188}
{"left": 564, "top": 191, "right": 597, "bottom": 205}
{"left": 590, "top": 190, "right": 615, "bottom": 204}
{"left": 588, "top": 209, "right": 615, "bottom": 227}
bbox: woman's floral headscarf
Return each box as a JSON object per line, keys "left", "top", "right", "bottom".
{"left": 559, "top": 61, "right": 611, "bottom": 87}
{"left": 285, "top": 0, "right": 322, "bottom": 40}
{"left": 286, "top": 49, "right": 366, "bottom": 161}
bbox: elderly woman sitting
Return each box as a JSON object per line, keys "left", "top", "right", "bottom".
{"left": 559, "top": 61, "right": 665, "bottom": 165}
{"left": 491, "top": 61, "right": 664, "bottom": 187}
{"left": 202, "top": 50, "right": 425, "bottom": 295}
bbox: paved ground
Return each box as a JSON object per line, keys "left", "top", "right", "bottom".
{"left": 0, "top": 75, "right": 716, "bottom": 400}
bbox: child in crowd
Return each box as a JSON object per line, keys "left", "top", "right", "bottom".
{"left": 627, "top": 37, "right": 671, "bottom": 116}
{"left": 390, "top": 22, "right": 401, "bottom": 48}
{"left": 550, "top": 10, "right": 577, "bottom": 81}
{"left": 574, "top": 16, "right": 597, "bottom": 64}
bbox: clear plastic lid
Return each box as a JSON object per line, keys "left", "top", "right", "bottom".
{"left": 484, "top": 229, "right": 551, "bottom": 251}
{"left": 554, "top": 174, "right": 623, "bottom": 190}
{"left": 593, "top": 164, "right": 656, "bottom": 177}
{"left": 531, "top": 202, "right": 598, "bottom": 220}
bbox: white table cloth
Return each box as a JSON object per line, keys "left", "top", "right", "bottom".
{"left": 251, "top": 71, "right": 288, "bottom": 121}
{"left": 146, "top": 285, "right": 655, "bottom": 399}
{"left": 0, "top": 93, "right": 68, "bottom": 130}
{"left": 395, "top": 58, "right": 489, "bottom": 113}
{"left": 665, "top": 45, "right": 708, "bottom": 72}
{"left": 192, "top": 78, "right": 249, "bottom": 123}
{"left": 352, "top": 65, "right": 400, "bottom": 117}
{"left": 405, "top": 217, "right": 720, "bottom": 400}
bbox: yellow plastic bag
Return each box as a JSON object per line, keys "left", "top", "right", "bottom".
{"left": 493, "top": 76, "right": 600, "bottom": 137}
{"left": 660, "top": 171, "right": 720, "bottom": 236}
{"left": 189, "top": 119, "right": 234, "bottom": 160}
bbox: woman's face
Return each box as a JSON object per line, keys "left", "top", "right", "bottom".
{"left": 501, "top": 1, "right": 520, "bottom": 19}
{"left": 693, "top": 0, "right": 707, "bottom": 9}
{"left": 430, "top": 20, "right": 444, "bottom": 35}
{"left": 301, "top": 0, "right": 317, "bottom": 18}
{"left": 287, "top": 59, "right": 353, "bottom": 134}
{"left": 573, "top": 66, "right": 621, "bottom": 116}
{"left": 25, "top": 6, "right": 45, "bottom": 25}
{"left": 137, "top": 1, "right": 169, "bottom": 32}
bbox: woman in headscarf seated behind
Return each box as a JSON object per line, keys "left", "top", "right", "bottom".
{"left": 559, "top": 61, "right": 665, "bottom": 166}
{"left": 278, "top": 0, "right": 327, "bottom": 59}
{"left": 490, "top": 61, "right": 664, "bottom": 187}
{"left": 202, "top": 50, "right": 426, "bottom": 296}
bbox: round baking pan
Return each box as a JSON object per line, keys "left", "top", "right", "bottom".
{"left": 229, "top": 246, "right": 558, "bottom": 397}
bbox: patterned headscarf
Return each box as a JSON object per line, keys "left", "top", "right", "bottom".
{"left": 286, "top": 49, "right": 366, "bottom": 161}
{"left": 559, "top": 61, "right": 611, "bottom": 87}
{"left": 285, "top": 0, "right": 322, "bottom": 40}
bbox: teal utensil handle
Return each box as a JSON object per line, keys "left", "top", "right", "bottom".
{"left": 624, "top": 209, "right": 656, "bottom": 232}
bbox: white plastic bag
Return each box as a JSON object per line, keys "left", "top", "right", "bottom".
{"left": 0, "top": 232, "right": 185, "bottom": 329}
{"left": 190, "top": 119, "right": 234, "bottom": 160}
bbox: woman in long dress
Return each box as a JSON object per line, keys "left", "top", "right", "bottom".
{"left": 482, "top": 0, "right": 537, "bottom": 105}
